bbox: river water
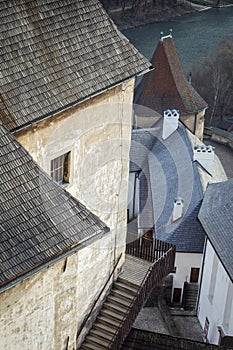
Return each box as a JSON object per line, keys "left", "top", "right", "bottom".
{"left": 123, "top": 7, "right": 233, "bottom": 74}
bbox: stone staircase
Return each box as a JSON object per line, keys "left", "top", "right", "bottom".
{"left": 79, "top": 255, "right": 152, "bottom": 350}
{"left": 78, "top": 238, "right": 175, "bottom": 350}
{"left": 182, "top": 282, "right": 199, "bottom": 310}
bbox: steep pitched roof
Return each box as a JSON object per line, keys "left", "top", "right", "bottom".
{"left": 134, "top": 36, "right": 207, "bottom": 115}
{"left": 130, "top": 122, "right": 205, "bottom": 253}
{"left": 0, "top": 124, "right": 108, "bottom": 290}
{"left": 198, "top": 179, "right": 233, "bottom": 281}
{"left": 0, "top": 0, "right": 152, "bottom": 131}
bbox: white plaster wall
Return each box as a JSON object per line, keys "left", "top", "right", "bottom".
{"left": 198, "top": 240, "right": 233, "bottom": 344}
{"left": 172, "top": 252, "right": 203, "bottom": 302}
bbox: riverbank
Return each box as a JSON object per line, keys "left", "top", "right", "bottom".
{"left": 106, "top": 1, "right": 233, "bottom": 30}
{"left": 109, "top": 3, "right": 198, "bottom": 30}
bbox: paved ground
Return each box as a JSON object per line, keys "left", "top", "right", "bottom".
{"left": 204, "top": 139, "right": 233, "bottom": 179}
{"left": 134, "top": 306, "right": 204, "bottom": 341}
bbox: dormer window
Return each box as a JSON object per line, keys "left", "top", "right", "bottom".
{"left": 51, "top": 152, "right": 71, "bottom": 186}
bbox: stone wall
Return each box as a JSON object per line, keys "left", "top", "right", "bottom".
{"left": 0, "top": 235, "right": 116, "bottom": 350}
{"left": 1, "top": 79, "right": 135, "bottom": 349}
{"left": 15, "top": 79, "right": 134, "bottom": 265}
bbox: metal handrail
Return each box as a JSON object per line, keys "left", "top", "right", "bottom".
{"left": 109, "top": 244, "right": 175, "bottom": 349}
{"left": 76, "top": 252, "right": 122, "bottom": 345}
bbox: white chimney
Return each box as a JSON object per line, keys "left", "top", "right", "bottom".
{"left": 193, "top": 145, "right": 215, "bottom": 175}
{"left": 173, "top": 197, "right": 184, "bottom": 222}
{"left": 162, "top": 109, "right": 179, "bottom": 140}
{"left": 172, "top": 198, "right": 184, "bottom": 221}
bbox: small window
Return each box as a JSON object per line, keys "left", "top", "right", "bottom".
{"left": 51, "top": 152, "right": 71, "bottom": 185}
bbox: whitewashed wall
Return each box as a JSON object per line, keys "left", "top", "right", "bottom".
{"left": 198, "top": 240, "right": 233, "bottom": 344}
{"left": 172, "top": 252, "right": 203, "bottom": 302}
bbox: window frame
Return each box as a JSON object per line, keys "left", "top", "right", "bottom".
{"left": 50, "top": 151, "right": 71, "bottom": 186}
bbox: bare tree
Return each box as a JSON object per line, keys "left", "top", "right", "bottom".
{"left": 192, "top": 39, "right": 233, "bottom": 126}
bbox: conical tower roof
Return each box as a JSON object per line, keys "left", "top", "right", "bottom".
{"left": 134, "top": 33, "right": 207, "bottom": 115}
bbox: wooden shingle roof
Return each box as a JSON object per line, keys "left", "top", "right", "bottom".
{"left": 0, "top": 0, "right": 152, "bottom": 131}
{"left": 134, "top": 36, "right": 207, "bottom": 115}
{"left": 0, "top": 124, "right": 108, "bottom": 290}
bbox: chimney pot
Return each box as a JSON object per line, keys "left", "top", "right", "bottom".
{"left": 162, "top": 109, "right": 179, "bottom": 140}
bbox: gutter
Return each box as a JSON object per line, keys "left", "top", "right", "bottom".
{"left": 11, "top": 67, "right": 153, "bottom": 134}
{"left": 0, "top": 227, "right": 109, "bottom": 295}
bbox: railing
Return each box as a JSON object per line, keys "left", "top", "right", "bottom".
{"left": 126, "top": 236, "right": 172, "bottom": 262}
{"left": 109, "top": 238, "right": 176, "bottom": 349}
{"left": 76, "top": 253, "right": 122, "bottom": 346}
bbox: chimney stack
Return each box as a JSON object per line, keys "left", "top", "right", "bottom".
{"left": 162, "top": 109, "right": 179, "bottom": 140}
{"left": 193, "top": 145, "right": 215, "bottom": 175}
{"left": 173, "top": 197, "right": 184, "bottom": 222}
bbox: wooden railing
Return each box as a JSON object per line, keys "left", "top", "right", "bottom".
{"left": 109, "top": 238, "right": 176, "bottom": 349}
{"left": 126, "top": 236, "right": 173, "bottom": 262}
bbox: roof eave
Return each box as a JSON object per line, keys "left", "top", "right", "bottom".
{"left": 11, "top": 68, "right": 153, "bottom": 134}
{"left": 0, "top": 226, "right": 109, "bottom": 294}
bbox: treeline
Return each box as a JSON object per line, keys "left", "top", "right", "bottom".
{"left": 99, "top": 0, "right": 178, "bottom": 12}
{"left": 192, "top": 38, "right": 233, "bottom": 126}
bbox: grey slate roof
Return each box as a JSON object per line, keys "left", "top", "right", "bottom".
{"left": 130, "top": 121, "right": 205, "bottom": 253}
{"left": 0, "top": 124, "right": 108, "bottom": 289}
{"left": 198, "top": 179, "right": 233, "bottom": 281}
{"left": 0, "top": 0, "right": 152, "bottom": 131}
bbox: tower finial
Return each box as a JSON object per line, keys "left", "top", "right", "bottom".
{"left": 169, "top": 28, "right": 173, "bottom": 37}
{"left": 160, "top": 31, "right": 164, "bottom": 41}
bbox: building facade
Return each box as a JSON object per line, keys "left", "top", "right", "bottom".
{"left": 198, "top": 179, "right": 233, "bottom": 346}
{"left": 0, "top": 1, "right": 151, "bottom": 349}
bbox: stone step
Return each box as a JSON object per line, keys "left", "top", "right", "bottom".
{"left": 104, "top": 301, "right": 128, "bottom": 316}
{"left": 100, "top": 308, "right": 124, "bottom": 323}
{"left": 85, "top": 334, "right": 109, "bottom": 349}
{"left": 118, "top": 276, "right": 139, "bottom": 290}
{"left": 113, "top": 281, "right": 138, "bottom": 296}
{"left": 107, "top": 294, "right": 132, "bottom": 308}
{"left": 111, "top": 288, "right": 135, "bottom": 302}
{"left": 89, "top": 328, "right": 113, "bottom": 342}
{"left": 93, "top": 321, "right": 116, "bottom": 336}
{"left": 96, "top": 314, "right": 120, "bottom": 329}
{"left": 80, "top": 342, "right": 104, "bottom": 350}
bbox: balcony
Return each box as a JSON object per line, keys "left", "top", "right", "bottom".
{"left": 78, "top": 237, "right": 175, "bottom": 349}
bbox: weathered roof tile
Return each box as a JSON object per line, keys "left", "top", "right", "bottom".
{"left": 0, "top": 0, "right": 151, "bottom": 131}
{"left": 0, "top": 125, "right": 108, "bottom": 288}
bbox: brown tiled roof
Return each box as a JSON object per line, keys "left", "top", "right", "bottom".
{"left": 0, "top": 124, "right": 108, "bottom": 289}
{"left": 134, "top": 36, "right": 207, "bottom": 115}
{"left": 0, "top": 0, "right": 152, "bottom": 131}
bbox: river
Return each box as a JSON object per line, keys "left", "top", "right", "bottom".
{"left": 123, "top": 7, "right": 233, "bottom": 74}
